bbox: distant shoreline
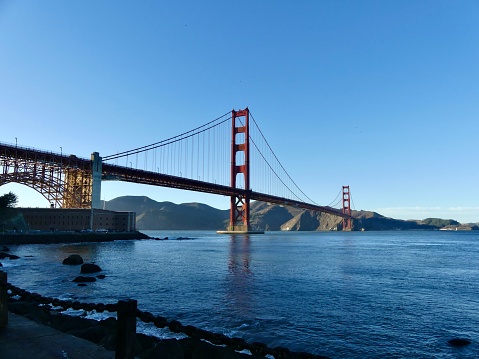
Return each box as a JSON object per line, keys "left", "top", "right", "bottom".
{"left": 0, "top": 231, "right": 149, "bottom": 245}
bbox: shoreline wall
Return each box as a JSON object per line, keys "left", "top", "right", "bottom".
{"left": 0, "top": 231, "right": 149, "bottom": 245}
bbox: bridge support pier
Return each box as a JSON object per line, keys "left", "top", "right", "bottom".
{"left": 342, "top": 185, "right": 352, "bottom": 231}
{"left": 217, "top": 108, "right": 263, "bottom": 235}
{"left": 91, "top": 152, "right": 102, "bottom": 209}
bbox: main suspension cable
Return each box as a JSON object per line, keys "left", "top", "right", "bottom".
{"left": 103, "top": 111, "right": 231, "bottom": 161}
{"left": 327, "top": 189, "right": 342, "bottom": 207}
{"left": 249, "top": 111, "right": 318, "bottom": 205}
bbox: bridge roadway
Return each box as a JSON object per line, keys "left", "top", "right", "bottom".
{"left": 0, "top": 143, "right": 347, "bottom": 218}
{"left": 102, "top": 163, "right": 348, "bottom": 218}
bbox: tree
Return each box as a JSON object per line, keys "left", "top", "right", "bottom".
{"left": 0, "top": 192, "right": 18, "bottom": 208}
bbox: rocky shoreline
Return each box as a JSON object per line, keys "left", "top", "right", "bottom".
{"left": 0, "top": 231, "right": 149, "bottom": 245}
{"left": 8, "top": 300, "right": 261, "bottom": 359}
{"left": 2, "top": 247, "right": 329, "bottom": 358}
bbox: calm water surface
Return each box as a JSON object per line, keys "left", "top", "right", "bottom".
{"left": 3, "top": 230, "right": 479, "bottom": 358}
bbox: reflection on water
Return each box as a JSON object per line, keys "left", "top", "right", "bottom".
{"left": 226, "top": 235, "right": 253, "bottom": 319}
{"left": 228, "top": 235, "right": 252, "bottom": 276}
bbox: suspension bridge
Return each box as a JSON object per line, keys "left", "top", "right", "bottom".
{"left": 0, "top": 108, "right": 353, "bottom": 232}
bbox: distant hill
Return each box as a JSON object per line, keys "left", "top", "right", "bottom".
{"left": 103, "top": 196, "right": 477, "bottom": 231}
{"left": 104, "top": 196, "right": 228, "bottom": 230}
{"left": 418, "top": 218, "right": 460, "bottom": 227}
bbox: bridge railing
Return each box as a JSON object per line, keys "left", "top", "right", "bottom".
{"left": 0, "top": 271, "right": 325, "bottom": 359}
{"left": 0, "top": 142, "right": 76, "bottom": 158}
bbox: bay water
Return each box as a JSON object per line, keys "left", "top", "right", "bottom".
{"left": 2, "top": 230, "right": 478, "bottom": 358}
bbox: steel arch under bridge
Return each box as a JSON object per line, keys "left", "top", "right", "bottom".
{"left": 0, "top": 143, "right": 102, "bottom": 209}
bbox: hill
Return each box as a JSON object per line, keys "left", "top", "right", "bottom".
{"left": 104, "top": 196, "right": 228, "bottom": 230}
{"left": 104, "top": 196, "right": 477, "bottom": 231}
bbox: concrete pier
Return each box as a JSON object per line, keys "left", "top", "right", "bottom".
{"left": 216, "top": 230, "right": 264, "bottom": 234}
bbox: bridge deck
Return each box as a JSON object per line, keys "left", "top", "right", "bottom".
{"left": 1, "top": 143, "right": 349, "bottom": 219}
{"left": 102, "top": 163, "right": 349, "bottom": 218}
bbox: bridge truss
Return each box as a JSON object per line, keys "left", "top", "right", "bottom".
{"left": 0, "top": 145, "right": 94, "bottom": 208}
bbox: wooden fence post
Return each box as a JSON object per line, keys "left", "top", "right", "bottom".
{"left": 0, "top": 271, "right": 7, "bottom": 328}
{"left": 115, "top": 299, "right": 137, "bottom": 359}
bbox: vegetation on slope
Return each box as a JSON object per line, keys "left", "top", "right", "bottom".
{"left": 105, "top": 196, "right": 474, "bottom": 231}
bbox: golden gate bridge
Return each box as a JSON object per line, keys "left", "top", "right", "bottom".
{"left": 0, "top": 108, "right": 353, "bottom": 232}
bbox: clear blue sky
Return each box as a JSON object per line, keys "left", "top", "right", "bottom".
{"left": 1, "top": 1, "right": 478, "bottom": 222}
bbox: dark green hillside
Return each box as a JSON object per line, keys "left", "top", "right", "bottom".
{"left": 103, "top": 196, "right": 164, "bottom": 214}
{"left": 419, "top": 218, "right": 460, "bottom": 227}
{"left": 105, "top": 196, "right": 228, "bottom": 230}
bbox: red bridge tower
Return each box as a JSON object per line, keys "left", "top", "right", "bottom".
{"left": 342, "top": 185, "right": 352, "bottom": 231}
{"left": 227, "top": 108, "right": 252, "bottom": 232}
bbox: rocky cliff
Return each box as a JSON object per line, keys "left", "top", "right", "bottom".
{"left": 103, "top": 196, "right": 472, "bottom": 231}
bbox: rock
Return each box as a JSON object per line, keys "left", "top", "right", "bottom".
{"left": 99, "top": 317, "right": 117, "bottom": 330}
{"left": 8, "top": 299, "right": 274, "bottom": 359}
{"left": 137, "top": 337, "right": 184, "bottom": 358}
{"left": 73, "top": 276, "right": 97, "bottom": 283}
{"left": 0, "top": 262, "right": 2, "bottom": 267}
{"left": 448, "top": 338, "right": 471, "bottom": 347}
{"left": 68, "top": 325, "right": 110, "bottom": 344}
{"left": 134, "top": 333, "right": 163, "bottom": 356}
{"left": 8, "top": 301, "right": 52, "bottom": 324}
{"left": 63, "top": 254, "right": 84, "bottom": 265}
{"left": 50, "top": 311, "right": 98, "bottom": 333}
{"left": 96, "top": 274, "right": 106, "bottom": 279}
{"left": 143, "top": 337, "right": 251, "bottom": 359}
{"left": 81, "top": 263, "right": 102, "bottom": 273}
{"left": 77, "top": 283, "right": 87, "bottom": 286}
{"left": 1, "top": 246, "right": 10, "bottom": 252}
{"left": 0, "top": 252, "right": 20, "bottom": 260}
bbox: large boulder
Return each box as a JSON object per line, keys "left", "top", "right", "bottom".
{"left": 73, "top": 276, "right": 96, "bottom": 283}
{"left": 81, "top": 263, "right": 102, "bottom": 274}
{"left": 62, "top": 254, "right": 84, "bottom": 265}
{"left": 448, "top": 338, "right": 471, "bottom": 347}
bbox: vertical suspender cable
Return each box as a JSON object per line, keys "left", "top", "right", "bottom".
{"left": 198, "top": 133, "right": 200, "bottom": 180}
{"left": 202, "top": 131, "right": 205, "bottom": 181}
